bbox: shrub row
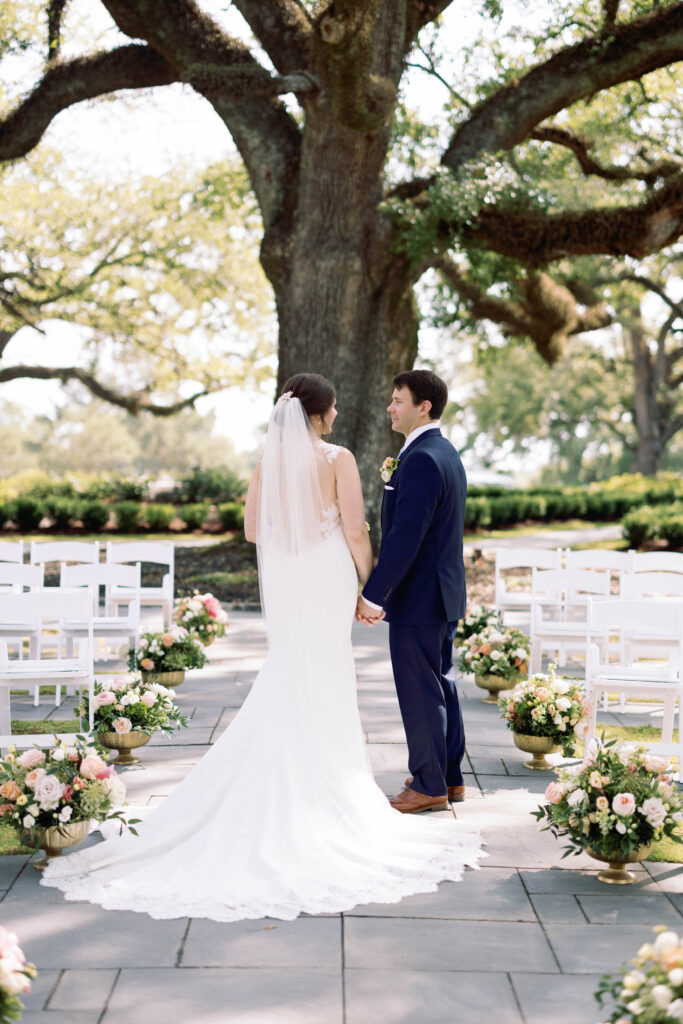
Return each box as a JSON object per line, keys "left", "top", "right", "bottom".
{"left": 621, "top": 503, "right": 683, "bottom": 550}
{"left": 0, "top": 466, "right": 248, "bottom": 504}
{"left": 0, "top": 499, "right": 245, "bottom": 533}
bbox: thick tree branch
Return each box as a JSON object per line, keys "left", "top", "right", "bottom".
{"left": 662, "top": 411, "right": 683, "bottom": 444}
{"left": 406, "top": 0, "right": 456, "bottom": 42}
{"left": 100, "top": 0, "right": 302, "bottom": 234}
{"left": 618, "top": 272, "right": 683, "bottom": 320}
{"left": 230, "top": 0, "right": 312, "bottom": 74}
{"left": 0, "top": 365, "right": 208, "bottom": 415}
{"left": 47, "top": 0, "right": 70, "bottom": 62}
{"left": 0, "top": 45, "right": 178, "bottom": 162}
{"left": 442, "top": 4, "right": 683, "bottom": 175}
{"left": 435, "top": 256, "right": 611, "bottom": 363}
{"left": 463, "top": 173, "right": 683, "bottom": 263}
{"left": 530, "top": 126, "right": 681, "bottom": 186}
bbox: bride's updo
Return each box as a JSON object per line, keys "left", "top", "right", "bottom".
{"left": 281, "top": 373, "right": 336, "bottom": 433}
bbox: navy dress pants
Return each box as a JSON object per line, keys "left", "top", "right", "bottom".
{"left": 388, "top": 620, "right": 466, "bottom": 797}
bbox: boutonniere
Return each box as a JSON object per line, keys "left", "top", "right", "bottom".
{"left": 380, "top": 457, "right": 399, "bottom": 483}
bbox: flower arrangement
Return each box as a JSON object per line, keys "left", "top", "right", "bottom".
{"left": 76, "top": 673, "right": 188, "bottom": 738}
{"left": 498, "top": 666, "right": 589, "bottom": 757}
{"left": 380, "top": 457, "right": 399, "bottom": 482}
{"left": 596, "top": 926, "right": 683, "bottom": 1024}
{"left": 0, "top": 737, "right": 127, "bottom": 842}
{"left": 172, "top": 592, "right": 229, "bottom": 646}
{"left": 0, "top": 926, "right": 36, "bottom": 1024}
{"left": 455, "top": 604, "right": 502, "bottom": 646}
{"left": 460, "top": 623, "right": 530, "bottom": 680}
{"left": 534, "top": 737, "right": 683, "bottom": 860}
{"left": 128, "top": 626, "right": 207, "bottom": 675}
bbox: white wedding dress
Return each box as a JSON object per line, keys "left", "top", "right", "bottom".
{"left": 41, "top": 398, "right": 484, "bottom": 921}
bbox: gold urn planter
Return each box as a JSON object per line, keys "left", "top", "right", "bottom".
{"left": 31, "top": 818, "right": 90, "bottom": 871}
{"left": 474, "top": 671, "right": 519, "bottom": 704}
{"left": 587, "top": 843, "right": 654, "bottom": 885}
{"left": 98, "top": 729, "right": 151, "bottom": 765}
{"left": 140, "top": 669, "right": 186, "bottom": 688}
{"left": 512, "top": 732, "right": 561, "bottom": 770}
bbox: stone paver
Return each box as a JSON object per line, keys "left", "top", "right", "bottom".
{"left": 6, "top": 597, "right": 677, "bottom": 1024}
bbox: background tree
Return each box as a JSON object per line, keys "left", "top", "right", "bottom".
{"left": 1, "top": 0, "right": 682, "bottom": 527}
{"left": 0, "top": 153, "right": 274, "bottom": 413}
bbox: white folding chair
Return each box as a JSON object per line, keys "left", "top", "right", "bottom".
{"left": 0, "top": 564, "right": 45, "bottom": 681}
{"left": 494, "top": 548, "right": 563, "bottom": 622}
{"left": 630, "top": 551, "right": 683, "bottom": 575}
{"left": 0, "top": 541, "right": 23, "bottom": 563}
{"left": 565, "top": 549, "right": 633, "bottom": 594}
{"left": 0, "top": 590, "right": 95, "bottom": 750}
{"left": 60, "top": 563, "right": 140, "bottom": 664}
{"left": 584, "top": 598, "right": 683, "bottom": 772}
{"left": 29, "top": 540, "right": 100, "bottom": 566}
{"left": 529, "top": 568, "right": 610, "bottom": 673}
{"left": 105, "top": 541, "right": 174, "bottom": 625}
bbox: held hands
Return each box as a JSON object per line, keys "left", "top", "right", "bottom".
{"left": 355, "top": 596, "right": 385, "bottom": 627}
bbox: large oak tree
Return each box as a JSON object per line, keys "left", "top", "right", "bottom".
{"left": 2, "top": 0, "right": 683, "bottom": 525}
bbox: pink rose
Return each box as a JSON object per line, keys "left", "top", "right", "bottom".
{"left": 596, "top": 795, "right": 609, "bottom": 811}
{"left": 545, "top": 782, "right": 565, "bottom": 805}
{"left": 95, "top": 765, "right": 115, "bottom": 779}
{"left": 79, "top": 754, "right": 108, "bottom": 780}
{"left": 574, "top": 720, "right": 590, "bottom": 740}
{"left": 17, "top": 749, "right": 46, "bottom": 769}
{"left": 140, "top": 691, "right": 156, "bottom": 708}
{"left": 112, "top": 718, "right": 132, "bottom": 735}
{"left": 204, "top": 597, "right": 220, "bottom": 619}
{"left": 534, "top": 687, "right": 550, "bottom": 702}
{"left": 94, "top": 691, "right": 116, "bottom": 708}
{"left": 140, "top": 658, "right": 154, "bottom": 671}
{"left": 33, "top": 773, "right": 65, "bottom": 811}
{"left": 0, "top": 803, "right": 14, "bottom": 818}
{"left": 161, "top": 633, "right": 175, "bottom": 647}
{"left": 612, "top": 792, "right": 636, "bottom": 817}
{"left": 23, "top": 768, "right": 46, "bottom": 791}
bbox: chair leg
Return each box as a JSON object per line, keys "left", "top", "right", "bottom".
{"left": 530, "top": 638, "right": 541, "bottom": 674}
{"left": 33, "top": 685, "right": 39, "bottom": 708}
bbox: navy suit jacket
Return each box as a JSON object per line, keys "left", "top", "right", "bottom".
{"left": 362, "top": 429, "right": 467, "bottom": 625}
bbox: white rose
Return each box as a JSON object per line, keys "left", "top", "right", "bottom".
{"left": 22, "top": 814, "right": 35, "bottom": 829}
{"left": 669, "top": 969, "right": 683, "bottom": 987}
{"left": 555, "top": 697, "right": 571, "bottom": 712}
{"left": 489, "top": 630, "right": 504, "bottom": 644}
{"left": 626, "top": 999, "right": 643, "bottom": 1015}
{"left": 667, "top": 998, "right": 683, "bottom": 1021}
{"left": 623, "top": 972, "right": 645, "bottom": 990}
{"left": 490, "top": 650, "right": 502, "bottom": 661}
{"left": 641, "top": 797, "right": 668, "bottom": 829}
{"left": 27, "top": 803, "right": 39, "bottom": 816}
{"left": 102, "top": 774, "right": 126, "bottom": 807}
{"left": 553, "top": 679, "right": 570, "bottom": 694}
{"left": 655, "top": 932, "right": 681, "bottom": 956}
{"left": 0, "top": 960, "right": 29, "bottom": 996}
{"left": 567, "top": 788, "right": 588, "bottom": 808}
{"left": 50, "top": 747, "right": 66, "bottom": 762}
{"left": 652, "top": 985, "right": 674, "bottom": 1009}
{"left": 33, "top": 773, "right": 66, "bottom": 811}
{"left": 615, "top": 821, "right": 627, "bottom": 834}
{"left": 58, "top": 806, "right": 73, "bottom": 823}
{"left": 513, "top": 648, "right": 528, "bottom": 660}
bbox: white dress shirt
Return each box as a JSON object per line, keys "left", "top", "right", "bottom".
{"left": 362, "top": 421, "right": 441, "bottom": 611}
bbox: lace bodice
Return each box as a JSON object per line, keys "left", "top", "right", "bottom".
{"left": 320, "top": 502, "right": 341, "bottom": 540}
{"left": 317, "top": 441, "right": 340, "bottom": 464}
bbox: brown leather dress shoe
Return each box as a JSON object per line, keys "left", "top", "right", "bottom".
{"left": 390, "top": 788, "right": 449, "bottom": 814}
{"left": 404, "top": 777, "right": 466, "bottom": 803}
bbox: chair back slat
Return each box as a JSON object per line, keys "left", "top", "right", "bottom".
{"left": 0, "top": 564, "right": 44, "bottom": 591}
{"left": 0, "top": 541, "right": 23, "bottom": 564}
{"left": 30, "top": 541, "right": 99, "bottom": 565}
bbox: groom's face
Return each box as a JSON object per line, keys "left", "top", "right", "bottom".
{"left": 387, "top": 387, "right": 423, "bottom": 437}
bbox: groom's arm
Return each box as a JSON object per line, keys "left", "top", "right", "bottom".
{"left": 362, "top": 452, "right": 443, "bottom": 608}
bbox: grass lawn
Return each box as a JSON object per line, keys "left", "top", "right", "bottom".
{"left": 10, "top": 718, "right": 79, "bottom": 735}
{"left": 465, "top": 519, "right": 604, "bottom": 542}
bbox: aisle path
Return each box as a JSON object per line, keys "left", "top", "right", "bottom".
{"left": 5, "top": 608, "right": 681, "bottom": 1024}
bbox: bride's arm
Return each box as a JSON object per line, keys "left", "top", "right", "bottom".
{"left": 243, "top": 463, "right": 261, "bottom": 543}
{"left": 335, "top": 449, "right": 373, "bottom": 584}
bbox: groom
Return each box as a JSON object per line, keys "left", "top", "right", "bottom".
{"left": 357, "top": 370, "right": 467, "bottom": 814}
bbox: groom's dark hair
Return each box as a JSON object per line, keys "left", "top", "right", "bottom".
{"left": 393, "top": 370, "right": 448, "bottom": 420}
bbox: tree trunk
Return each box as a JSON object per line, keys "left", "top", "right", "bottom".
{"left": 628, "top": 326, "right": 663, "bottom": 476}
{"left": 264, "top": 106, "right": 419, "bottom": 540}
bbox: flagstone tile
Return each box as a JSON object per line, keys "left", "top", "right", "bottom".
{"left": 48, "top": 969, "right": 118, "bottom": 1011}
{"left": 344, "top": 918, "right": 557, "bottom": 972}
{"left": 103, "top": 968, "right": 342, "bottom": 1024}
{"left": 181, "top": 916, "right": 341, "bottom": 970}
{"left": 510, "top": 972, "right": 604, "bottom": 1024}
{"left": 345, "top": 968, "right": 523, "bottom": 1024}
{"left": 577, "top": 892, "right": 683, "bottom": 925}
{"left": 521, "top": 867, "right": 659, "bottom": 895}
{"left": 644, "top": 862, "right": 683, "bottom": 892}
{"left": 529, "top": 894, "right": 585, "bottom": 924}
{"left": 543, "top": 923, "right": 656, "bottom": 972}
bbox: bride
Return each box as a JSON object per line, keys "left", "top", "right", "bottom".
{"left": 41, "top": 373, "right": 484, "bottom": 921}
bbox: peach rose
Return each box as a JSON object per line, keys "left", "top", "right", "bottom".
{"left": 161, "top": 633, "right": 175, "bottom": 647}
{"left": 140, "top": 658, "right": 154, "bottom": 671}
{"left": 94, "top": 691, "right": 116, "bottom": 708}
{"left": 140, "top": 691, "right": 156, "bottom": 708}
{"left": 16, "top": 749, "right": 46, "bottom": 769}
{"left": 112, "top": 718, "right": 132, "bottom": 735}
{"left": 480, "top": 643, "right": 492, "bottom": 655}
{"left": 612, "top": 792, "right": 636, "bottom": 817}
{"left": 0, "top": 803, "right": 15, "bottom": 817}
{"left": 79, "top": 754, "right": 108, "bottom": 780}
{"left": 596, "top": 796, "right": 609, "bottom": 811}
{"left": 0, "top": 781, "right": 21, "bottom": 802}
{"left": 534, "top": 687, "right": 550, "bottom": 702}
{"left": 545, "top": 781, "right": 565, "bottom": 804}
{"left": 23, "top": 768, "right": 46, "bottom": 790}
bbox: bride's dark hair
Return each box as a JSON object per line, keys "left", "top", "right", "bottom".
{"left": 281, "top": 373, "right": 336, "bottom": 432}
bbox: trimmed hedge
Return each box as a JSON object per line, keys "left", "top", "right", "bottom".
{"left": 79, "top": 500, "right": 110, "bottom": 531}
{"left": 180, "top": 503, "right": 211, "bottom": 530}
{"left": 622, "top": 503, "right": 683, "bottom": 550}
{"left": 113, "top": 501, "right": 142, "bottom": 532}
{"left": 144, "top": 503, "right": 177, "bottom": 531}
{"left": 217, "top": 502, "right": 245, "bottom": 531}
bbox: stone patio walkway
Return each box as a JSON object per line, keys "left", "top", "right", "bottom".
{"left": 5, "top": 606, "right": 681, "bottom": 1024}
